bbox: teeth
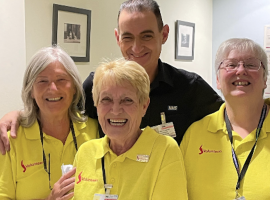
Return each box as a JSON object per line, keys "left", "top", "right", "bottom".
{"left": 234, "top": 82, "right": 248, "bottom": 86}
{"left": 110, "top": 119, "right": 126, "bottom": 123}
{"left": 47, "top": 97, "right": 61, "bottom": 101}
{"left": 109, "top": 119, "right": 127, "bottom": 126}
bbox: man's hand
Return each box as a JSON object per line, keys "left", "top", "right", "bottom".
{"left": 46, "top": 167, "right": 76, "bottom": 200}
{"left": 0, "top": 110, "right": 20, "bottom": 155}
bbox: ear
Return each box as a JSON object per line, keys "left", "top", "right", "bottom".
{"left": 114, "top": 28, "right": 120, "bottom": 47}
{"left": 31, "top": 89, "right": 34, "bottom": 99}
{"left": 161, "top": 24, "right": 169, "bottom": 44}
{"left": 142, "top": 98, "right": 150, "bottom": 116}
{"left": 216, "top": 74, "right": 221, "bottom": 90}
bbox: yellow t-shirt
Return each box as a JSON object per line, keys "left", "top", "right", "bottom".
{"left": 73, "top": 126, "right": 188, "bottom": 200}
{"left": 180, "top": 103, "right": 270, "bottom": 200}
{"left": 0, "top": 118, "right": 98, "bottom": 200}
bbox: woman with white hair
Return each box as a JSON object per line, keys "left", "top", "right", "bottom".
{"left": 0, "top": 46, "right": 98, "bottom": 199}
{"left": 180, "top": 38, "right": 269, "bottom": 200}
{"left": 72, "top": 59, "right": 188, "bottom": 199}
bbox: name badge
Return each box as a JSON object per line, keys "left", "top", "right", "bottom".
{"left": 93, "top": 194, "right": 118, "bottom": 200}
{"left": 151, "top": 122, "right": 176, "bottom": 137}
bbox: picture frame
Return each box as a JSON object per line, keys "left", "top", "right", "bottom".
{"left": 175, "top": 20, "right": 195, "bottom": 60}
{"left": 52, "top": 4, "right": 91, "bottom": 62}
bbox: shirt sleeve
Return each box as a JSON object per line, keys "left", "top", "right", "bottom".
{"left": 0, "top": 143, "right": 16, "bottom": 199}
{"left": 152, "top": 142, "right": 188, "bottom": 200}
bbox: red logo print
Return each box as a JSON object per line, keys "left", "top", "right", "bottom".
{"left": 199, "top": 145, "right": 222, "bottom": 155}
{"left": 21, "top": 160, "right": 26, "bottom": 172}
{"left": 77, "top": 171, "right": 82, "bottom": 184}
{"left": 76, "top": 171, "right": 98, "bottom": 184}
{"left": 199, "top": 146, "right": 204, "bottom": 155}
{"left": 21, "top": 160, "right": 43, "bottom": 172}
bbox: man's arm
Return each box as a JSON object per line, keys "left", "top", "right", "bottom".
{"left": 0, "top": 111, "right": 20, "bottom": 155}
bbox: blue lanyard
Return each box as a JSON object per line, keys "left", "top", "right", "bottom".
{"left": 224, "top": 104, "right": 267, "bottom": 190}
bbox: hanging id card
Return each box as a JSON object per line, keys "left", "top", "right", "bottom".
{"left": 151, "top": 122, "right": 176, "bottom": 137}
{"left": 93, "top": 194, "right": 118, "bottom": 200}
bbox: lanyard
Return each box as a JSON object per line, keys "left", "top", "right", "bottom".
{"left": 224, "top": 104, "right": 267, "bottom": 191}
{"left": 101, "top": 156, "right": 113, "bottom": 194}
{"left": 37, "top": 119, "right": 78, "bottom": 175}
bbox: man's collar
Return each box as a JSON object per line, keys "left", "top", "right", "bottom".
{"left": 150, "top": 59, "right": 174, "bottom": 90}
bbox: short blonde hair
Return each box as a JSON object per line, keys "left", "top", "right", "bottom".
{"left": 20, "top": 46, "right": 86, "bottom": 127}
{"left": 215, "top": 38, "right": 268, "bottom": 79}
{"left": 92, "top": 59, "right": 150, "bottom": 106}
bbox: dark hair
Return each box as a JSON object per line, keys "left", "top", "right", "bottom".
{"left": 117, "top": 0, "right": 163, "bottom": 32}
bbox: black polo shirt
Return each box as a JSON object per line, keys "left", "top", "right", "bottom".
{"left": 83, "top": 59, "right": 223, "bottom": 144}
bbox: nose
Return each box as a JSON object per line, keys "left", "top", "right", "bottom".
{"left": 235, "top": 63, "right": 247, "bottom": 75}
{"left": 110, "top": 102, "right": 123, "bottom": 115}
{"left": 48, "top": 82, "right": 58, "bottom": 91}
{"left": 131, "top": 39, "right": 143, "bottom": 53}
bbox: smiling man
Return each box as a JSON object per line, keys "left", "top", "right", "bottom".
{"left": 0, "top": 0, "right": 223, "bottom": 152}
{"left": 83, "top": 0, "right": 223, "bottom": 144}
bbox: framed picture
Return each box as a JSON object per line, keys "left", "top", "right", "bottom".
{"left": 52, "top": 4, "right": 91, "bottom": 62}
{"left": 175, "top": 20, "right": 195, "bottom": 60}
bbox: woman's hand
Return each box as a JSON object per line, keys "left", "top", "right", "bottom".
{"left": 46, "top": 167, "right": 76, "bottom": 200}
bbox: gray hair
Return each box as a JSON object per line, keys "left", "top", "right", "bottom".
{"left": 118, "top": 0, "right": 164, "bottom": 32}
{"left": 92, "top": 58, "right": 150, "bottom": 107}
{"left": 20, "top": 46, "right": 86, "bottom": 127}
{"left": 215, "top": 38, "right": 268, "bottom": 79}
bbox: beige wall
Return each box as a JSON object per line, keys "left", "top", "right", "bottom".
{"left": 0, "top": 0, "right": 213, "bottom": 117}
{"left": 25, "top": 0, "right": 124, "bottom": 81}
{"left": 159, "top": 0, "right": 213, "bottom": 84}
{"left": 0, "top": 0, "right": 26, "bottom": 117}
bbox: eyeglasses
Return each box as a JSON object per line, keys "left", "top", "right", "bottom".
{"left": 219, "top": 58, "right": 264, "bottom": 72}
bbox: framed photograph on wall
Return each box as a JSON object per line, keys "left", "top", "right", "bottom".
{"left": 52, "top": 4, "right": 91, "bottom": 62}
{"left": 175, "top": 20, "right": 195, "bottom": 60}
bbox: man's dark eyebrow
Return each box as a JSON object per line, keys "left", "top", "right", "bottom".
{"left": 140, "top": 30, "right": 154, "bottom": 34}
{"left": 121, "top": 32, "right": 133, "bottom": 37}
{"left": 121, "top": 30, "right": 154, "bottom": 37}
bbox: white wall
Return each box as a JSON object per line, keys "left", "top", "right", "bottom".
{"left": 0, "top": 1, "right": 26, "bottom": 117}
{"left": 159, "top": 0, "right": 213, "bottom": 85}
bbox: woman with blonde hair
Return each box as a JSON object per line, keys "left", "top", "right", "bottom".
{"left": 73, "top": 59, "right": 188, "bottom": 199}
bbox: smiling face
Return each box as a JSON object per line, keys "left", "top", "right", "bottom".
{"left": 97, "top": 81, "right": 149, "bottom": 143}
{"left": 115, "top": 10, "right": 169, "bottom": 81}
{"left": 31, "top": 61, "right": 76, "bottom": 119}
{"left": 217, "top": 49, "right": 266, "bottom": 101}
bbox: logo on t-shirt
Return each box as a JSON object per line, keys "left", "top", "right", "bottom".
{"left": 168, "top": 106, "right": 178, "bottom": 111}
{"left": 21, "top": 160, "right": 43, "bottom": 172}
{"left": 199, "top": 145, "right": 222, "bottom": 155}
{"left": 76, "top": 171, "right": 98, "bottom": 184}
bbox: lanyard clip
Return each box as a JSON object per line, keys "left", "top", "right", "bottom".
{"left": 105, "top": 184, "right": 113, "bottom": 194}
{"left": 235, "top": 190, "right": 240, "bottom": 199}
{"left": 160, "top": 112, "right": 166, "bottom": 124}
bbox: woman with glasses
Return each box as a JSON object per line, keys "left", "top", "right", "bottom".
{"left": 180, "top": 38, "right": 269, "bottom": 200}
{"left": 0, "top": 46, "right": 98, "bottom": 199}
